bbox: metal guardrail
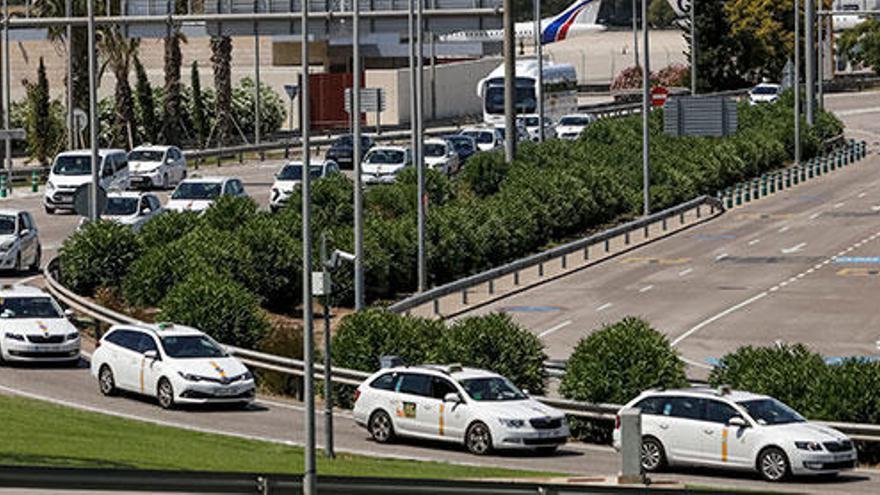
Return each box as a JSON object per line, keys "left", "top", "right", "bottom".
{"left": 0, "top": 465, "right": 712, "bottom": 495}
{"left": 387, "top": 195, "right": 724, "bottom": 316}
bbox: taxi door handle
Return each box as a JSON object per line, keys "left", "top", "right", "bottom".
{"left": 703, "top": 429, "right": 715, "bottom": 435}
{"left": 658, "top": 423, "right": 669, "bottom": 430}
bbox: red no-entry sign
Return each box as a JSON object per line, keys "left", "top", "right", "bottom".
{"left": 651, "top": 86, "right": 669, "bottom": 107}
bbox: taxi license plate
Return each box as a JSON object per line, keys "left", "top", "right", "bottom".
{"left": 215, "top": 387, "right": 240, "bottom": 397}
{"left": 27, "top": 345, "right": 62, "bottom": 352}
{"left": 833, "top": 454, "right": 851, "bottom": 462}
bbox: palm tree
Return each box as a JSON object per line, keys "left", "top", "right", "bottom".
{"left": 210, "top": 35, "right": 233, "bottom": 147}
{"left": 98, "top": 27, "right": 140, "bottom": 148}
{"left": 161, "top": 0, "right": 188, "bottom": 146}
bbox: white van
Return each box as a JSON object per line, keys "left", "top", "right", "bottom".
{"left": 43, "top": 149, "right": 130, "bottom": 214}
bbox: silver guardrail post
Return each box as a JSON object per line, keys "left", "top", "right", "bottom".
{"left": 618, "top": 407, "right": 644, "bottom": 485}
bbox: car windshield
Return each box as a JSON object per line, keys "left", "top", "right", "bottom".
{"left": 459, "top": 377, "right": 526, "bottom": 401}
{"left": 172, "top": 182, "right": 221, "bottom": 200}
{"left": 424, "top": 143, "right": 447, "bottom": 157}
{"left": 522, "top": 116, "right": 539, "bottom": 127}
{"left": 0, "top": 297, "right": 63, "bottom": 319}
{"left": 52, "top": 155, "right": 93, "bottom": 176}
{"left": 278, "top": 164, "right": 322, "bottom": 181}
{"left": 366, "top": 149, "right": 405, "bottom": 164}
{"left": 752, "top": 86, "right": 779, "bottom": 95}
{"left": 446, "top": 138, "right": 474, "bottom": 153}
{"left": 560, "top": 116, "right": 590, "bottom": 126}
{"left": 0, "top": 215, "right": 15, "bottom": 235}
{"left": 128, "top": 150, "right": 165, "bottom": 162}
{"left": 737, "top": 398, "right": 806, "bottom": 425}
{"left": 462, "top": 131, "right": 493, "bottom": 144}
{"left": 104, "top": 197, "right": 139, "bottom": 216}
{"left": 160, "top": 335, "right": 227, "bottom": 359}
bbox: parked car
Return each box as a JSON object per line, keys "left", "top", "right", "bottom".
{"left": 613, "top": 387, "right": 857, "bottom": 481}
{"left": 128, "top": 145, "right": 187, "bottom": 190}
{"left": 325, "top": 134, "right": 375, "bottom": 169}
{"left": 0, "top": 285, "right": 79, "bottom": 364}
{"left": 78, "top": 192, "right": 163, "bottom": 233}
{"left": 44, "top": 149, "right": 130, "bottom": 214}
{"left": 91, "top": 322, "right": 256, "bottom": 409}
{"left": 353, "top": 364, "right": 570, "bottom": 455}
{"left": 423, "top": 138, "right": 460, "bottom": 175}
{"left": 555, "top": 114, "right": 595, "bottom": 140}
{"left": 270, "top": 160, "right": 340, "bottom": 213}
{"left": 518, "top": 114, "right": 557, "bottom": 141}
{"left": 749, "top": 83, "right": 783, "bottom": 106}
{"left": 460, "top": 127, "right": 504, "bottom": 152}
{"left": 361, "top": 146, "right": 413, "bottom": 185}
{"left": 0, "top": 209, "right": 40, "bottom": 272}
{"left": 442, "top": 134, "right": 477, "bottom": 164}
{"left": 165, "top": 176, "right": 247, "bottom": 213}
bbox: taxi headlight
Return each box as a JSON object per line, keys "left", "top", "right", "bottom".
{"left": 178, "top": 372, "right": 204, "bottom": 382}
{"left": 0, "top": 240, "right": 15, "bottom": 252}
{"left": 4, "top": 332, "right": 25, "bottom": 341}
{"left": 498, "top": 418, "right": 526, "bottom": 429}
{"left": 242, "top": 371, "right": 254, "bottom": 381}
{"left": 46, "top": 180, "right": 55, "bottom": 191}
{"left": 795, "top": 441, "right": 824, "bottom": 452}
{"left": 67, "top": 332, "right": 80, "bottom": 341}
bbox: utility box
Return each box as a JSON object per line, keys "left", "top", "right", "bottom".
{"left": 664, "top": 96, "right": 738, "bottom": 137}
{"left": 618, "top": 407, "right": 644, "bottom": 485}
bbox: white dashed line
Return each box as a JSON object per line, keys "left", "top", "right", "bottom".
{"left": 872, "top": 206, "right": 880, "bottom": 212}
{"left": 596, "top": 303, "right": 613, "bottom": 312}
{"left": 639, "top": 285, "right": 654, "bottom": 293}
{"left": 679, "top": 268, "right": 694, "bottom": 276}
{"left": 778, "top": 226, "right": 790, "bottom": 233}
{"left": 715, "top": 253, "right": 729, "bottom": 261}
{"left": 538, "top": 320, "right": 573, "bottom": 339}
{"left": 672, "top": 292, "right": 769, "bottom": 347}
{"left": 781, "top": 242, "right": 806, "bottom": 254}
{"left": 859, "top": 192, "right": 868, "bottom": 198}
{"left": 809, "top": 213, "right": 821, "bottom": 220}
{"left": 748, "top": 239, "right": 760, "bottom": 246}
{"left": 834, "top": 202, "right": 845, "bottom": 209}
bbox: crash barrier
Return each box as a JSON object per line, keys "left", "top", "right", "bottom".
{"left": 42, "top": 258, "right": 880, "bottom": 443}
{"left": 387, "top": 196, "right": 724, "bottom": 318}
{"left": 0, "top": 465, "right": 741, "bottom": 495}
{"left": 717, "top": 139, "right": 867, "bottom": 209}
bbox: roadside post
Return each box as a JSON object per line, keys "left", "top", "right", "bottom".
{"left": 316, "top": 233, "right": 334, "bottom": 459}
{"left": 0, "top": 127, "right": 23, "bottom": 197}
{"left": 618, "top": 407, "right": 643, "bottom": 484}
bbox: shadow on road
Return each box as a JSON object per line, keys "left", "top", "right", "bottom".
{"left": 660, "top": 465, "right": 871, "bottom": 486}
{"left": 368, "top": 434, "right": 583, "bottom": 459}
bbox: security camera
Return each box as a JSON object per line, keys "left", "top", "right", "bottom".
{"left": 327, "top": 249, "right": 356, "bottom": 269}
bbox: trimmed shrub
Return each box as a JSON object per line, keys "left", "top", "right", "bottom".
{"left": 158, "top": 272, "right": 269, "bottom": 348}
{"left": 441, "top": 313, "right": 546, "bottom": 395}
{"left": 201, "top": 195, "right": 259, "bottom": 231}
{"left": 816, "top": 359, "right": 880, "bottom": 424}
{"left": 460, "top": 151, "right": 508, "bottom": 197}
{"left": 234, "top": 213, "right": 302, "bottom": 310}
{"left": 136, "top": 210, "right": 201, "bottom": 248}
{"left": 59, "top": 221, "right": 141, "bottom": 295}
{"left": 560, "top": 317, "right": 688, "bottom": 405}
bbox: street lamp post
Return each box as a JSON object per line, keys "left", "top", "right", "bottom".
{"left": 805, "top": 0, "right": 815, "bottom": 125}
{"left": 87, "top": 0, "right": 99, "bottom": 221}
{"left": 416, "top": 0, "right": 426, "bottom": 293}
{"left": 794, "top": 0, "right": 801, "bottom": 165}
{"left": 690, "top": 0, "right": 697, "bottom": 95}
{"left": 535, "top": 0, "right": 544, "bottom": 142}
{"left": 641, "top": 0, "right": 650, "bottom": 217}
{"left": 352, "top": 0, "right": 364, "bottom": 310}
{"left": 503, "top": 0, "right": 516, "bottom": 163}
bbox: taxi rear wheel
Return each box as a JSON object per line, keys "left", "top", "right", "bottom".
{"left": 157, "top": 378, "right": 175, "bottom": 409}
{"left": 368, "top": 410, "right": 394, "bottom": 444}
{"left": 641, "top": 436, "right": 667, "bottom": 473}
{"left": 99, "top": 365, "right": 116, "bottom": 396}
{"left": 758, "top": 447, "right": 790, "bottom": 482}
{"left": 465, "top": 421, "right": 493, "bottom": 455}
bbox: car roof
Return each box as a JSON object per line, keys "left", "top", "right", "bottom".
{"left": 110, "top": 322, "right": 205, "bottom": 338}
{"left": 368, "top": 146, "right": 407, "bottom": 152}
{"left": 0, "top": 284, "right": 51, "bottom": 298}
{"left": 0, "top": 208, "right": 24, "bottom": 217}
{"left": 179, "top": 176, "right": 232, "bottom": 184}
{"left": 107, "top": 191, "right": 150, "bottom": 199}
{"left": 560, "top": 113, "right": 592, "bottom": 119}
{"left": 130, "top": 145, "right": 174, "bottom": 152}
{"left": 461, "top": 127, "right": 494, "bottom": 133}
{"left": 423, "top": 138, "right": 449, "bottom": 145}
{"left": 378, "top": 364, "right": 501, "bottom": 381}
{"left": 639, "top": 387, "right": 769, "bottom": 403}
{"left": 57, "top": 148, "right": 126, "bottom": 158}
{"left": 282, "top": 160, "right": 333, "bottom": 167}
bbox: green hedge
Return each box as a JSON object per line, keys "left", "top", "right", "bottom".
{"left": 59, "top": 221, "right": 141, "bottom": 295}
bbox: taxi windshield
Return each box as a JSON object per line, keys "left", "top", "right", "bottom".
{"left": 737, "top": 398, "right": 805, "bottom": 425}
{"left": 104, "top": 197, "right": 138, "bottom": 216}
{"left": 160, "top": 335, "right": 227, "bottom": 359}
{"left": 52, "top": 155, "right": 93, "bottom": 176}
{"left": 128, "top": 150, "right": 165, "bottom": 162}
{"left": 0, "top": 215, "right": 15, "bottom": 235}
{"left": 0, "top": 297, "right": 63, "bottom": 319}
{"left": 459, "top": 377, "right": 526, "bottom": 401}
{"left": 172, "top": 182, "right": 221, "bottom": 200}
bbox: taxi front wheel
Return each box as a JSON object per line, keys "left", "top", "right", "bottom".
{"left": 466, "top": 421, "right": 493, "bottom": 455}
{"left": 99, "top": 365, "right": 117, "bottom": 396}
{"left": 368, "top": 410, "right": 395, "bottom": 444}
{"left": 641, "top": 436, "right": 667, "bottom": 473}
{"left": 758, "top": 447, "right": 790, "bottom": 482}
{"left": 157, "top": 378, "right": 176, "bottom": 409}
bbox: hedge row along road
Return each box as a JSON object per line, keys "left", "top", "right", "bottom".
{"left": 463, "top": 90, "right": 880, "bottom": 380}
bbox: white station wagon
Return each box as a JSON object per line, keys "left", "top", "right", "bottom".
{"left": 614, "top": 388, "right": 857, "bottom": 481}
{"left": 353, "top": 364, "right": 569, "bottom": 455}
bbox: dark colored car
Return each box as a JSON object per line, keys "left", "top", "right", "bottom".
{"left": 443, "top": 135, "right": 477, "bottom": 164}
{"left": 325, "top": 134, "right": 375, "bottom": 169}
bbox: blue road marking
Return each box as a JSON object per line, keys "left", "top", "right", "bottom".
{"left": 834, "top": 256, "right": 880, "bottom": 264}
{"left": 501, "top": 305, "right": 564, "bottom": 313}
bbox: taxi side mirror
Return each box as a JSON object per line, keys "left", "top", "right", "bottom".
{"left": 728, "top": 416, "right": 748, "bottom": 428}
{"left": 444, "top": 393, "right": 461, "bottom": 403}
{"left": 144, "top": 350, "right": 159, "bottom": 361}
{"left": 64, "top": 309, "right": 75, "bottom": 318}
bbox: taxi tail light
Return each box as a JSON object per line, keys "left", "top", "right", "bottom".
{"left": 353, "top": 388, "right": 361, "bottom": 403}
{"left": 614, "top": 415, "right": 620, "bottom": 430}
{"left": 95, "top": 340, "right": 101, "bottom": 349}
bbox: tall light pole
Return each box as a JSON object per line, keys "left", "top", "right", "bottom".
{"left": 641, "top": 0, "right": 650, "bottom": 216}
{"left": 3, "top": 0, "right": 11, "bottom": 195}
{"left": 87, "top": 0, "right": 99, "bottom": 220}
{"left": 416, "top": 0, "right": 426, "bottom": 293}
{"left": 805, "top": 0, "right": 815, "bottom": 125}
{"left": 632, "top": 0, "right": 638, "bottom": 67}
{"left": 690, "top": 0, "right": 697, "bottom": 95}
{"left": 352, "top": 0, "right": 364, "bottom": 309}
{"left": 503, "top": 0, "right": 516, "bottom": 163}
{"left": 794, "top": 0, "right": 801, "bottom": 165}
{"left": 535, "top": 0, "right": 544, "bottom": 142}
{"left": 66, "top": 0, "right": 74, "bottom": 148}
{"left": 818, "top": 12, "right": 824, "bottom": 110}
{"left": 301, "top": 3, "right": 316, "bottom": 495}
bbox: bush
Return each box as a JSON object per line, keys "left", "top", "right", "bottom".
{"left": 201, "top": 195, "right": 259, "bottom": 231}
{"left": 440, "top": 313, "right": 546, "bottom": 395}
{"left": 234, "top": 214, "right": 302, "bottom": 310}
{"left": 136, "top": 210, "right": 201, "bottom": 248}
{"left": 158, "top": 272, "right": 269, "bottom": 348}
{"left": 59, "top": 221, "right": 141, "bottom": 295}
{"left": 560, "top": 317, "right": 688, "bottom": 405}
{"left": 708, "top": 343, "right": 827, "bottom": 416}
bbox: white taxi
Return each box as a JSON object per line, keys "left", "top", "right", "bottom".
{"left": 614, "top": 388, "right": 857, "bottom": 481}
{"left": 165, "top": 176, "right": 247, "bottom": 213}
{"left": 353, "top": 365, "right": 569, "bottom": 455}
{"left": 90, "top": 323, "right": 255, "bottom": 409}
{"left": 361, "top": 146, "right": 412, "bottom": 185}
{"left": 128, "top": 145, "right": 187, "bottom": 190}
{"left": 555, "top": 114, "right": 595, "bottom": 140}
{"left": 78, "top": 192, "right": 164, "bottom": 233}
{"left": 0, "top": 209, "right": 41, "bottom": 272}
{"left": 269, "top": 160, "right": 339, "bottom": 213}
{"left": 0, "top": 285, "right": 79, "bottom": 364}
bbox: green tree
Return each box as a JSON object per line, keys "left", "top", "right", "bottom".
{"left": 133, "top": 57, "right": 159, "bottom": 143}
{"left": 686, "top": 0, "right": 748, "bottom": 91}
{"left": 98, "top": 26, "right": 140, "bottom": 148}
{"left": 191, "top": 61, "right": 208, "bottom": 146}
{"left": 22, "top": 58, "right": 63, "bottom": 165}
{"left": 838, "top": 18, "right": 880, "bottom": 76}
{"left": 210, "top": 35, "right": 234, "bottom": 146}
{"left": 162, "top": 0, "right": 188, "bottom": 146}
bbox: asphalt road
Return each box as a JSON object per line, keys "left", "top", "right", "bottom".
{"left": 3, "top": 92, "right": 880, "bottom": 493}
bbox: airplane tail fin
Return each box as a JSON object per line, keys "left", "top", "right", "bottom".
{"left": 542, "top": 0, "right": 603, "bottom": 44}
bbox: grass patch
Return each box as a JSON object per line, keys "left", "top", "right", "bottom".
{"left": 0, "top": 394, "right": 559, "bottom": 479}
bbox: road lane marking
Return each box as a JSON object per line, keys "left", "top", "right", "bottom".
{"left": 748, "top": 239, "right": 760, "bottom": 246}
{"left": 781, "top": 242, "right": 806, "bottom": 254}
{"left": 679, "top": 356, "right": 713, "bottom": 370}
{"left": 834, "top": 202, "right": 845, "bottom": 209}
{"left": 859, "top": 192, "right": 868, "bottom": 198}
{"left": 671, "top": 292, "right": 769, "bottom": 347}
{"left": 778, "top": 226, "right": 790, "bottom": 233}
{"left": 621, "top": 257, "right": 690, "bottom": 265}
{"left": 538, "top": 320, "right": 572, "bottom": 339}
{"left": 715, "top": 253, "right": 729, "bottom": 261}
{"left": 639, "top": 285, "right": 654, "bottom": 293}
{"left": 809, "top": 213, "right": 821, "bottom": 220}
{"left": 596, "top": 303, "right": 613, "bottom": 312}
{"left": 678, "top": 268, "right": 693, "bottom": 276}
